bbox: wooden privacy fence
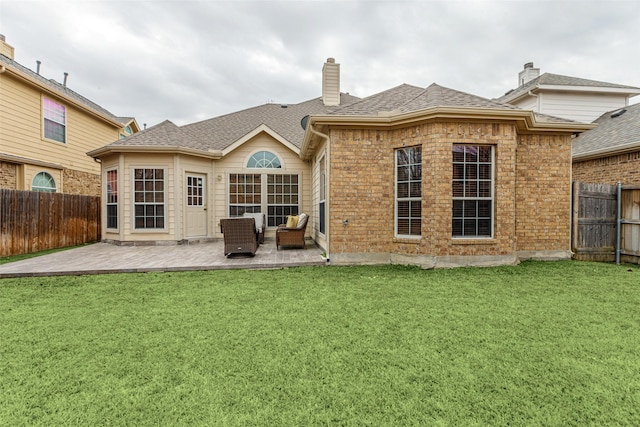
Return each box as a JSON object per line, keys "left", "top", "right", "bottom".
{"left": 572, "top": 181, "right": 640, "bottom": 263}
{"left": 0, "top": 189, "right": 101, "bottom": 257}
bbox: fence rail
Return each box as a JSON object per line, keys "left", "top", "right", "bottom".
{"left": 572, "top": 181, "right": 640, "bottom": 263}
{"left": 0, "top": 189, "right": 101, "bottom": 257}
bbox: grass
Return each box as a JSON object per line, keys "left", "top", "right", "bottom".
{"left": 1, "top": 261, "right": 639, "bottom": 426}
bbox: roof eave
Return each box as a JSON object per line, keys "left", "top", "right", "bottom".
{"left": 573, "top": 140, "right": 640, "bottom": 162}
{"left": 300, "top": 106, "right": 595, "bottom": 159}
{"left": 537, "top": 84, "right": 640, "bottom": 96}
{"left": 87, "top": 145, "right": 223, "bottom": 160}
{"left": 2, "top": 63, "right": 124, "bottom": 129}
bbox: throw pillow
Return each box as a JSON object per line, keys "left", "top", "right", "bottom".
{"left": 286, "top": 215, "right": 299, "bottom": 228}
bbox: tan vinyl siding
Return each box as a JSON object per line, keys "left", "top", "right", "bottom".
{"left": 0, "top": 72, "right": 123, "bottom": 194}
{"left": 120, "top": 153, "right": 177, "bottom": 242}
{"left": 213, "top": 133, "right": 311, "bottom": 238}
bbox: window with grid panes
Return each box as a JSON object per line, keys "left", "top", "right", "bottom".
{"left": 395, "top": 146, "right": 422, "bottom": 237}
{"left": 452, "top": 145, "right": 493, "bottom": 237}
{"left": 106, "top": 169, "right": 118, "bottom": 229}
{"left": 133, "top": 168, "right": 165, "bottom": 229}
{"left": 267, "top": 174, "right": 299, "bottom": 227}
{"left": 228, "top": 174, "right": 261, "bottom": 216}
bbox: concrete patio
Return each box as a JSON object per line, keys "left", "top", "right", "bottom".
{"left": 0, "top": 239, "right": 326, "bottom": 278}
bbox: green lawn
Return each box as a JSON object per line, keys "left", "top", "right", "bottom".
{"left": 1, "top": 261, "right": 639, "bottom": 426}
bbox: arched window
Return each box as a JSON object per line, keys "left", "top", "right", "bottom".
{"left": 32, "top": 172, "right": 57, "bottom": 193}
{"left": 247, "top": 151, "right": 282, "bottom": 169}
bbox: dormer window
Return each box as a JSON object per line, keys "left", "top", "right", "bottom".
{"left": 247, "top": 151, "right": 281, "bottom": 168}
{"left": 43, "top": 97, "right": 66, "bottom": 143}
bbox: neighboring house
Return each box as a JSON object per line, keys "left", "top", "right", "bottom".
{"left": 572, "top": 102, "right": 640, "bottom": 185}
{"left": 498, "top": 62, "right": 640, "bottom": 123}
{"left": 88, "top": 58, "right": 593, "bottom": 267}
{"left": 0, "top": 35, "right": 139, "bottom": 196}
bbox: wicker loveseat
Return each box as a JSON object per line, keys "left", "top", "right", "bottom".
{"left": 220, "top": 217, "right": 258, "bottom": 256}
{"left": 276, "top": 213, "right": 308, "bottom": 250}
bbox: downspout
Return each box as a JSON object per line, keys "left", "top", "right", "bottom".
{"left": 308, "top": 124, "right": 331, "bottom": 261}
{"left": 616, "top": 181, "right": 622, "bottom": 265}
{"left": 0, "top": 65, "right": 6, "bottom": 73}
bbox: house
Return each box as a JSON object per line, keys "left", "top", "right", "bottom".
{"left": 0, "top": 35, "right": 139, "bottom": 196}
{"left": 88, "top": 58, "right": 594, "bottom": 267}
{"left": 498, "top": 62, "right": 640, "bottom": 123}
{"left": 572, "top": 102, "right": 640, "bottom": 185}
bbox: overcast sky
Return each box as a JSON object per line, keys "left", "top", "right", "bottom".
{"left": 1, "top": 0, "right": 639, "bottom": 128}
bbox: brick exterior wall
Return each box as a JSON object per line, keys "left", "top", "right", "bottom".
{"left": 0, "top": 161, "right": 18, "bottom": 189}
{"left": 62, "top": 169, "right": 101, "bottom": 196}
{"left": 573, "top": 152, "right": 640, "bottom": 185}
{"left": 326, "top": 121, "right": 573, "bottom": 266}
{"left": 516, "top": 134, "right": 573, "bottom": 253}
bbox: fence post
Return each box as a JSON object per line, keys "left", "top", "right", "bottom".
{"left": 616, "top": 181, "right": 622, "bottom": 265}
{"left": 571, "top": 181, "right": 580, "bottom": 255}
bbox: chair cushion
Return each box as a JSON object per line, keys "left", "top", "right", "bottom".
{"left": 296, "top": 213, "right": 308, "bottom": 229}
{"left": 243, "top": 212, "right": 264, "bottom": 231}
{"left": 286, "top": 215, "right": 299, "bottom": 228}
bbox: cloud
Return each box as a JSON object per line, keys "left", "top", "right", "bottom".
{"left": 2, "top": 0, "right": 639, "bottom": 128}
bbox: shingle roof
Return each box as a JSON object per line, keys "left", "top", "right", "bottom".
{"left": 572, "top": 103, "right": 640, "bottom": 158}
{"left": 109, "top": 120, "right": 183, "bottom": 147}
{"left": 109, "top": 93, "right": 360, "bottom": 151}
{"left": 0, "top": 53, "right": 128, "bottom": 125}
{"left": 333, "top": 83, "right": 522, "bottom": 116}
{"left": 498, "top": 73, "right": 640, "bottom": 103}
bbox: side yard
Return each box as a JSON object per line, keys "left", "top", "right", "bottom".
{"left": 1, "top": 261, "right": 639, "bottom": 425}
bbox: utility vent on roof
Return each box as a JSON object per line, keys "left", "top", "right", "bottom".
{"left": 611, "top": 109, "right": 627, "bottom": 118}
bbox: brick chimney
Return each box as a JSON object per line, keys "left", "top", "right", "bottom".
{"left": 518, "top": 62, "right": 540, "bottom": 86}
{"left": 0, "top": 34, "right": 15, "bottom": 60}
{"left": 322, "top": 57, "right": 340, "bottom": 106}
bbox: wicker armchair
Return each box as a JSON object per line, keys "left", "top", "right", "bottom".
{"left": 276, "top": 213, "right": 308, "bottom": 250}
{"left": 220, "top": 217, "right": 258, "bottom": 256}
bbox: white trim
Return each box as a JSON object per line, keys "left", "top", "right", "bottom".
{"left": 42, "top": 96, "right": 67, "bottom": 144}
{"left": 31, "top": 171, "right": 57, "bottom": 192}
{"left": 451, "top": 144, "right": 495, "bottom": 239}
{"left": 394, "top": 146, "right": 422, "bottom": 239}
{"left": 105, "top": 167, "right": 119, "bottom": 231}
{"left": 131, "top": 167, "right": 168, "bottom": 233}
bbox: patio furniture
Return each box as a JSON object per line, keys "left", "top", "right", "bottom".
{"left": 276, "top": 213, "right": 308, "bottom": 250}
{"left": 242, "top": 212, "right": 266, "bottom": 244}
{"left": 220, "top": 217, "right": 258, "bottom": 256}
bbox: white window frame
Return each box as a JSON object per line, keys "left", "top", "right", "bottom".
{"left": 106, "top": 168, "right": 118, "bottom": 230}
{"left": 452, "top": 144, "right": 494, "bottom": 239}
{"left": 247, "top": 151, "right": 282, "bottom": 169}
{"left": 318, "top": 154, "right": 327, "bottom": 236}
{"left": 395, "top": 146, "right": 422, "bottom": 238}
{"left": 42, "top": 97, "right": 66, "bottom": 144}
{"left": 31, "top": 171, "right": 57, "bottom": 193}
{"left": 132, "top": 167, "right": 167, "bottom": 231}
{"left": 228, "top": 172, "right": 301, "bottom": 228}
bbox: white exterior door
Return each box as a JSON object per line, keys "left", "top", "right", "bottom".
{"left": 185, "top": 174, "right": 207, "bottom": 237}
